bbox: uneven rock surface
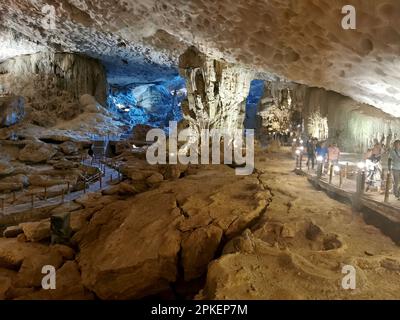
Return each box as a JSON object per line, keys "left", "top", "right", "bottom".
{"left": 18, "top": 141, "right": 57, "bottom": 163}
{"left": 179, "top": 46, "right": 252, "bottom": 134}
{"left": 0, "top": 52, "right": 107, "bottom": 106}
{"left": 197, "top": 151, "right": 400, "bottom": 300}
{"left": 75, "top": 165, "right": 270, "bottom": 299}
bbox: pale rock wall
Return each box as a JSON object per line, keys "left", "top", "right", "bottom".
{"left": 0, "top": 52, "right": 107, "bottom": 107}
{"left": 299, "top": 86, "right": 400, "bottom": 153}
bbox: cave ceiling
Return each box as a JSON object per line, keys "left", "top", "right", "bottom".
{"left": 1, "top": 0, "right": 400, "bottom": 116}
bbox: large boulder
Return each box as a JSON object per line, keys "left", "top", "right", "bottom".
{"left": 17, "top": 261, "right": 93, "bottom": 300}
{"left": 19, "top": 220, "right": 51, "bottom": 242}
{"left": 0, "top": 160, "right": 14, "bottom": 176}
{"left": 0, "top": 174, "right": 29, "bottom": 187}
{"left": 79, "top": 94, "right": 108, "bottom": 114}
{"left": 79, "top": 94, "right": 97, "bottom": 107}
{"left": 0, "top": 238, "right": 52, "bottom": 269}
{"left": 76, "top": 196, "right": 182, "bottom": 299}
{"left": 60, "top": 141, "right": 80, "bottom": 155}
{"left": 75, "top": 166, "right": 270, "bottom": 299}
{"left": 18, "top": 141, "right": 57, "bottom": 163}
{"left": 0, "top": 96, "right": 25, "bottom": 127}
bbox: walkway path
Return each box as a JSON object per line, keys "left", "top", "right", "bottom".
{"left": 0, "top": 158, "right": 121, "bottom": 216}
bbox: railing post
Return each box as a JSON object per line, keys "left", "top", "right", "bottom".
{"left": 31, "top": 194, "right": 34, "bottom": 208}
{"left": 329, "top": 164, "right": 334, "bottom": 184}
{"left": 345, "top": 162, "right": 348, "bottom": 179}
{"left": 299, "top": 153, "right": 303, "bottom": 170}
{"left": 61, "top": 189, "right": 65, "bottom": 203}
{"left": 44, "top": 185, "right": 47, "bottom": 201}
{"left": 353, "top": 170, "right": 365, "bottom": 210}
{"left": 356, "top": 170, "right": 366, "bottom": 196}
{"left": 384, "top": 171, "right": 391, "bottom": 203}
{"left": 317, "top": 162, "right": 323, "bottom": 179}
{"left": 339, "top": 168, "right": 343, "bottom": 188}
{"left": 1, "top": 198, "right": 4, "bottom": 213}
{"left": 67, "top": 181, "right": 70, "bottom": 194}
{"left": 99, "top": 174, "right": 102, "bottom": 188}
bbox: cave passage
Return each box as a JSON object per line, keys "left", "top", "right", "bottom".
{"left": 1, "top": 0, "right": 400, "bottom": 304}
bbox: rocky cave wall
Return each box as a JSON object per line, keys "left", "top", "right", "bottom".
{"left": 298, "top": 86, "right": 400, "bottom": 153}
{"left": 254, "top": 80, "right": 303, "bottom": 136}
{"left": 0, "top": 52, "right": 107, "bottom": 125}
{"left": 179, "top": 47, "right": 253, "bottom": 135}
{"left": 254, "top": 80, "right": 400, "bottom": 153}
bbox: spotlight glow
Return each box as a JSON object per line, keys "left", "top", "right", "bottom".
{"left": 357, "top": 162, "right": 365, "bottom": 169}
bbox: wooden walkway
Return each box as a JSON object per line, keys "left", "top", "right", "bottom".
{"left": 0, "top": 158, "right": 120, "bottom": 217}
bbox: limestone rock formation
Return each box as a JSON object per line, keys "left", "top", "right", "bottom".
{"left": 0, "top": 52, "right": 107, "bottom": 107}
{"left": 0, "top": 160, "right": 14, "bottom": 176}
{"left": 75, "top": 165, "right": 270, "bottom": 299}
{"left": 18, "top": 141, "right": 57, "bottom": 163}
{"left": 179, "top": 47, "right": 253, "bottom": 134}
{"left": 3, "top": 1, "right": 400, "bottom": 117}
{"left": 19, "top": 221, "right": 51, "bottom": 242}
{"left": 0, "top": 96, "right": 24, "bottom": 127}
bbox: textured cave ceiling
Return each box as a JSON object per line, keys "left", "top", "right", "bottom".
{"left": 1, "top": 0, "right": 400, "bottom": 116}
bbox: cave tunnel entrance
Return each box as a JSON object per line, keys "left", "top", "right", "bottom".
{"left": 107, "top": 75, "right": 187, "bottom": 133}
{"left": 244, "top": 79, "right": 265, "bottom": 131}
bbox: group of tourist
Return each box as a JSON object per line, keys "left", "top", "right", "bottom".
{"left": 304, "top": 138, "right": 340, "bottom": 170}
{"left": 362, "top": 138, "right": 400, "bottom": 199}
{"left": 295, "top": 136, "right": 400, "bottom": 199}
{"left": 301, "top": 136, "right": 400, "bottom": 200}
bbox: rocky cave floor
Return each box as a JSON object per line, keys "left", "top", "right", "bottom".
{"left": 1, "top": 144, "right": 400, "bottom": 300}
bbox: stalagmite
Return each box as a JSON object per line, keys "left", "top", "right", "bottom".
{"left": 179, "top": 46, "right": 253, "bottom": 135}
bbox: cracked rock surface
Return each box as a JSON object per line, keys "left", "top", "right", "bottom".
{"left": 197, "top": 150, "right": 400, "bottom": 300}
{"left": 75, "top": 164, "right": 270, "bottom": 299}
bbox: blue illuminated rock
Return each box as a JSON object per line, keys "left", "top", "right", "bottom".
{"left": 0, "top": 96, "right": 24, "bottom": 127}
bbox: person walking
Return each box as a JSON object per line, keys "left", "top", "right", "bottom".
{"left": 328, "top": 143, "right": 340, "bottom": 165}
{"left": 389, "top": 140, "right": 400, "bottom": 199}
{"left": 306, "top": 137, "right": 316, "bottom": 170}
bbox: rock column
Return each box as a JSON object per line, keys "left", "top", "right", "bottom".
{"left": 178, "top": 47, "right": 252, "bottom": 136}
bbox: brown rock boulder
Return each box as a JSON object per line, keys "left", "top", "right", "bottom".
{"left": 181, "top": 225, "right": 223, "bottom": 281}
{"left": 19, "top": 220, "right": 51, "bottom": 242}
{"left": 18, "top": 141, "right": 57, "bottom": 163}
{"left": 0, "top": 160, "right": 14, "bottom": 176}
{"left": 17, "top": 261, "right": 93, "bottom": 300}
{"left": 0, "top": 238, "right": 53, "bottom": 270}
{"left": 3, "top": 225, "right": 23, "bottom": 238}
{"left": 13, "top": 251, "right": 63, "bottom": 288}
{"left": 77, "top": 195, "right": 183, "bottom": 299}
